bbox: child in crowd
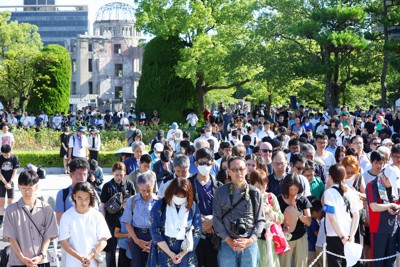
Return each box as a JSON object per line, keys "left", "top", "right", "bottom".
{"left": 114, "top": 196, "right": 132, "bottom": 266}
{"left": 307, "top": 198, "right": 324, "bottom": 267}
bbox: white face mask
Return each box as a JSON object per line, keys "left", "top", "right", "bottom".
{"left": 198, "top": 165, "right": 212, "bottom": 176}
{"left": 154, "top": 153, "right": 160, "bottom": 158}
{"left": 205, "top": 132, "right": 211, "bottom": 138}
{"left": 172, "top": 196, "right": 187, "bottom": 206}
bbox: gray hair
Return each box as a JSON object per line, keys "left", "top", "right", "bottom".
{"left": 131, "top": 141, "right": 145, "bottom": 151}
{"left": 173, "top": 154, "right": 190, "bottom": 168}
{"left": 301, "top": 143, "right": 315, "bottom": 154}
{"left": 195, "top": 139, "right": 210, "bottom": 150}
{"left": 136, "top": 171, "right": 156, "bottom": 185}
{"left": 377, "top": 146, "right": 391, "bottom": 158}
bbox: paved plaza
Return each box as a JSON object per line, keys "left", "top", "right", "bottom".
{"left": 0, "top": 168, "right": 115, "bottom": 267}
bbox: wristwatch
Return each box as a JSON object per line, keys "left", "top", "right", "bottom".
{"left": 38, "top": 252, "right": 46, "bottom": 260}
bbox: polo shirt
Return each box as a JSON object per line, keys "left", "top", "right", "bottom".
{"left": 267, "top": 173, "right": 286, "bottom": 197}
{"left": 309, "top": 176, "right": 325, "bottom": 200}
{"left": 4, "top": 198, "right": 58, "bottom": 266}
{"left": 366, "top": 178, "right": 399, "bottom": 234}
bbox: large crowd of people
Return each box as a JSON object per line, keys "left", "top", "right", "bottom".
{"left": 1, "top": 103, "right": 400, "bottom": 267}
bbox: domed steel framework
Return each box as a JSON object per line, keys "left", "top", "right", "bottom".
{"left": 95, "top": 2, "right": 135, "bottom": 22}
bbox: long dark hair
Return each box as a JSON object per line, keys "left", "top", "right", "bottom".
{"left": 329, "top": 164, "right": 347, "bottom": 196}
{"left": 281, "top": 173, "right": 303, "bottom": 198}
{"left": 72, "top": 181, "right": 96, "bottom": 207}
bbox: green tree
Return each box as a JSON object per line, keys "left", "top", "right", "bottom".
{"left": 26, "top": 45, "right": 71, "bottom": 115}
{"left": 0, "top": 12, "right": 42, "bottom": 110}
{"left": 262, "top": 0, "right": 375, "bottom": 113}
{"left": 136, "top": 36, "right": 199, "bottom": 123}
{"left": 134, "top": 0, "right": 263, "bottom": 110}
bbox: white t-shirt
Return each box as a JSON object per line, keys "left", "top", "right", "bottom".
{"left": 315, "top": 151, "right": 336, "bottom": 173}
{"left": 20, "top": 116, "right": 30, "bottom": 127}
{"left": 258, "top": 130, "right": 275, "bottom": 140}
{"left": 59, "top": 207, "right": 111, "bottom": 267}
{"left": 186, "top": 113, "right": 198, "bottom": 126}
{"left": 316, "top": 125, "right": 328, "bottom": 134}
{"left": 0, "top": 132, "right": 15, "bottom": 147}
{"left": 68, "top": 134, "right": 89, "bottom": 158}
{"left": 52, "top": 116, "right": 63, "bottom": 129}
{"left": 323, "top": 185, "right": 360, "bottom": 237}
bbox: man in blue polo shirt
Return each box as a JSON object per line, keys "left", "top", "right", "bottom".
{"left": 366, "top": 166, "right": 400, "bottom": 267}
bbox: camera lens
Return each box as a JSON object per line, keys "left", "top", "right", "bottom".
{"left": 237, "top": 225, "right": 247, "bottom": 235}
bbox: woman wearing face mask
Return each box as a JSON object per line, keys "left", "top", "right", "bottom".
{"left": 147, "top": 177, "right": 202, "bottom": 266}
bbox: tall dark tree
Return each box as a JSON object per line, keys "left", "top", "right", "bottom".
{"left": 136, "top": 36, "right": 199, "bottom": 123}
{"left": 26, "top": 45, "right": 71, "bottom": 114}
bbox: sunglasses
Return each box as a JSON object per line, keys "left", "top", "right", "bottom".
{"left": 197, "top": 162, "right": 213, "bottom": 166}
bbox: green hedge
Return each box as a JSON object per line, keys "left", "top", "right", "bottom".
{"left": 14, "top": 150, "right": 117, "bottom": 168}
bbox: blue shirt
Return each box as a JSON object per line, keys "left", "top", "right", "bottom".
{"left": 116, "top": 217, "right": 131, "bottom": 254}
{"left": 120, "top": 194, "right": 157, "bottom": 229}
{"left": 306, "top": 218, "right": 319, "bottom": 251}
{"left": 194, "top": 179, "right": 213, "bottom": 216}
{"left": 189, "top": 155, "right": 220, "bottom": 177}
{"left": 55, "top": 186, "right": 74, "bottom": 212}
{"left": 124, "top": 157, "right": 140, "bottom": 175}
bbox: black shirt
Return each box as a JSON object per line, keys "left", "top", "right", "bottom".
{"left": 0, "top": 154, "right": 20, "bottom": 182}
{"left": 277, "top": 195, "right": 312, "bottom": 241}
{"left": 100, "top": 179, "right": 135, "bottom": 224}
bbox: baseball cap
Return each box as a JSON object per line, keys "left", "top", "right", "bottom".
{"left": 77, "top": 126, "right": 85, "bottom": 132}
{"left": 382, "top": 139, "right": 394, "bottom": 146}
{"left": 383, "top": 166, "right": 400, "bottom": 193}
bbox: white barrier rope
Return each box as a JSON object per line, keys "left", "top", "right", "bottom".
{"left": 308, "top": 250, "right": 324, "bottom": 267}
{"left": 326, "top": 250, "right": 400, "bottom": 262}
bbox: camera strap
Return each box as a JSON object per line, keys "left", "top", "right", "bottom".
{"left": 221, "top": 183, "right": 249, "bottom": 221}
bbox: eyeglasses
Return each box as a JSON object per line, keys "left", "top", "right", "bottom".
{"left": 230, "top": 167, "right": 247, "bottom": 172}
{"left": 372, "top": 142, "right": 381, "bottom": 146}
{"left": 198, "top": 161, "right": 213, "bottom": 166}
{"left": 261, "top": 149, "right": 273, "bottom": 153}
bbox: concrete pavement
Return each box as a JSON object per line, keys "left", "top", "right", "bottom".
{"left": 0, "top": 168, "right": 115, "bottom": 266}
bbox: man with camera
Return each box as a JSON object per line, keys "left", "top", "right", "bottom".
{"left": 213, "top": 156, "right": 265, "bottom": 267}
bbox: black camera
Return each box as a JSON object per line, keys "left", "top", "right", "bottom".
{"left": 231, "top": 218, "right": 248, "bottom": 235}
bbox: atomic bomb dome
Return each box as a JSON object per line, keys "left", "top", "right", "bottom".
{"left": 95, "top": 2, "right": 136, "bottom": 22}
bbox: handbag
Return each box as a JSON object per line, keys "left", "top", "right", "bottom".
{"left": 267, "top": 223, "right": 291, "bottom": 255}
{"left": 104, "top": 192, "right": 123, "bottom": 214}
{"left": 104, "top": 181, "right": 125, "bottom": 214}
{"left": 266, "top": 193, "right": 290, "bottom": 255}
